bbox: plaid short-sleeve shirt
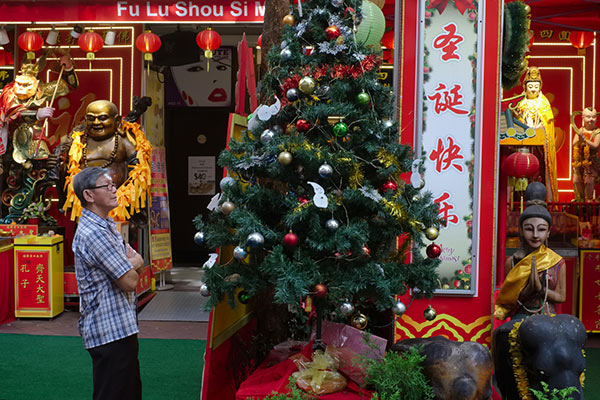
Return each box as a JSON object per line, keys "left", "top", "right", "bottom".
{"left": 73, "top": 208, "right": 139, "bottom": 349}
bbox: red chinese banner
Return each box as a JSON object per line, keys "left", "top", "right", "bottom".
{"left": 580, "top": 251, "right": 600, "bottom": 332}
{"left": 0, "top": 1, "right": 265, "bottom": 23}
{"left": 0, "top": 224, "right": 38, "bottom": 236}
{"left": 149, "top": 147, "right": 173, "bottom": 273}
{"left": 15, "top": 250, "right": 50, "bottom": 310}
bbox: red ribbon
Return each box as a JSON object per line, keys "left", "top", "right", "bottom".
{"left": 427, "top": 0, "right": 475, "bottom": 15}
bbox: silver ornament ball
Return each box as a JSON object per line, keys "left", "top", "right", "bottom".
{"left": 325, "top": 219, "right": 340, "bottom": 232}
{"left": 392, "top": 300, "right": 407, "bottom": 316}
{"left": 271, "top": 125, "right": 283, "bottom": 135}
{"left": 280, "top": 48, "right": 293, "bottom": 62}
{"left": 247, "top": 232, "right": 265, "bottom": 249}
{"left": 339, "top": 302, "right": 355, "bottom": 316}
{"left": 260, "top": 129, "right": 275, "bottom": 144}
{"left": 318, "top": 163, "right": 333, "bottom": 178}
{"left": 200, "top": 283, "right": 210, "bottom": 297}
{"left": 194, "top": 231, "right": 205, "bottom": 246}
{"left": 220, "top": 177, "right": 235, "bottom": 191}
{"left": 233, "top": 246, "right": 247, "bottom": 260}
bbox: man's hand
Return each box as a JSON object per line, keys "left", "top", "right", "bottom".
{"left": 59, "top": 55, "right": 74, "bottom": 71}
{"left": 126, "top": 244, "right": 145, "bottom": 272}
{"left": 36, "top": 107, "right": 55, "bottom": 121}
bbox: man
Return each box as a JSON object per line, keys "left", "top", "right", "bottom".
{"left": 72, "top": 166, "right": 145, "bottom": 400}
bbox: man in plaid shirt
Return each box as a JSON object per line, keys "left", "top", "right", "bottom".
{"left": 72, "top": 167, "right": 145, "bottom": 400}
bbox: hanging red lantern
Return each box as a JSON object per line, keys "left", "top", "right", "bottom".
{"left": 78, "top": 30, "right": 103, "bottom": 60}
{"left": 569, "top": 31, "right": 594, "bottom": 50}
{"left": 196, "top": 27, "right": 222, "bottom": 71}
{"left": 502, "top": 147, "right": 540, "bottom": 191}
{"left": 17, "top": 31, "right": 43, "bottom": 60}
{"left": 257, "top": 34, "right": 262, "bottom": 47}
{"left": 0, "top": 49, "right": 14, "bottom": 67}
{"left": 382, "top": 30, "right": 394, "bottom": 49}
{"left": 135, "top": 30, "right": 161, "bottom": 61}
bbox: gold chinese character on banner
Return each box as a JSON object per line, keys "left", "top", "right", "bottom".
{"left": 559, "top": 31, "right": 570, "bottom": 41}
{"left": 36, "top": 284, "right": 45, "bottom": 294}
{"left": 36, "top": 275, "right": 45, "bottom": 284}
{"left": 36, "top": 294, "right": 45, "bottom": 304}
{"left": 596, "top": 280, "right": 600, "bottom": 287}
{"left": 36, "top": 264, "right": 44, "bottom": 273}
{"left": 540, "top": 30, "right": 553, "bottom": 39}
{"left": 20, "top": 279, "right": 29, "bottom": 288}
{"left": 20, "top": 265, "right": 29, "bottom": 273}
{"left": 117, "top": 31, "right": 130, "bottom": 44}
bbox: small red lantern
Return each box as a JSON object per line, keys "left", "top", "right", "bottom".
{"left": 196, "top": 28, "right": 222, "bottom": 71}
{"left": 136, "top": 31, "right": 161, "bottom": 61}
{"left": 78, "top": 31, "right": 103, "bottom": 60}
{"left": 0, "top": 49, "right": 14, "bottom": 67}
{"left": 382, "top": 30, "right": 394, "bottom": 49}
{"left": 502, "top": 147, "right": 540, "bottom": 191}
{"left": 570, "top": 31, "right": 594, "bottom": 50}
{"left": 257, "top": 34, "right": 262, "bottom": 47}
{"left": 17, "top": 31, "right": 43, "bottom": 60}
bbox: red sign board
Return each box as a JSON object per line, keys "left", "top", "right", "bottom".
{"left": 0, "top": 224, "right": 38, "bottom": 237}
{"left": 15, "top": 250, "right": 50, "bottom": 311}
{"left": 0, "top": 1, "right": 265, "bottom": 23}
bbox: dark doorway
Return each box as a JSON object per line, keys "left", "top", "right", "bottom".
{"left": 165, "top": 107, "right": 230, "bottom": 264}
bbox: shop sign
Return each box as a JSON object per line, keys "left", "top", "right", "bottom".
{"left": 0, "top": 1, "right": 265, "bottom": 23}
{"left": 419, "top": 3, "right": 480, "bottom": 293}
{"left": 15, "top": 250, "right": 50, "bottom": 310}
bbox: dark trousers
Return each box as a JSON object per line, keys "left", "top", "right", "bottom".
{"left": 87, "top": 334, "right": 142, "bottom": 400}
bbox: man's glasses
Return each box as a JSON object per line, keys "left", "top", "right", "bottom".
{"left": 89, "top": 183, "right": 116, "bottom": 191}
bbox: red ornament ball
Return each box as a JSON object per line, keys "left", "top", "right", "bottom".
{"left": 453, "top": 280, "right": 461, "bottom": 288}
{"left": 314, "top": 283, "right": 328, "bottom": 298}
{"left": 284, "top": 232, "right": 299, "bottom": 248}
{"left": 426, "top": 243, "right": 442, "bottom": 258}
{"left": 362, "top": 245, "right": 371, "bottom": 256}
{"left": 296, "top": 119, "right": 311, "bottom": 132}
{"left": 325, "top": 25, "right": 341, "bottom": 40}
{"left": 382, "top": 180, "right": 398, "bottom": 192}
{"left": 299, "top": 196, "right": 309, "bottom": 204}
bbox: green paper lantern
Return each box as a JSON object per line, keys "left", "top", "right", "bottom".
{"left": 333, "top": 122, "right": 348, "bottom": 137}
{"left": 355, "top": 1, "right": 386, "bottom": 46}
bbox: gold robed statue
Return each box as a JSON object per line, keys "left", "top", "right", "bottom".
{"left": 494, "top": 182, "right": 566, "bottom": 321}
{"left": 571, "top": 107, "right": 600, "bottom": 202}
{"left": 58, "top": 99, "right": 152, "bottom": 221}
{"left": 513, "top": 67, "right": 559, "bottom": 201}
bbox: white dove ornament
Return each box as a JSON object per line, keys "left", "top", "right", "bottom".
{"left": 207, "top": 193, "right": 223, "bottom": 211}
{"left": 203, "top": 253, "right": 219, "bottom": 269}
{"left": 410, "top": 160, "right": 424, "bottom": 189}
{"left": 307, "top": 181, "right": 328, "bottom": 208}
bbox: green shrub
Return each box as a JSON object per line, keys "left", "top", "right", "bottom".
{"left": 530, "top": 381, "right": 579, "bottom": 400}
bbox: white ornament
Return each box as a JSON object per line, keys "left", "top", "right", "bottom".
{"left": 203, "top": 253, "right": 219, "bottom": 269}
{"left": 359, "top": 187, "right": 382, "bottom": 202}
{"left": 307, "top": 181, "right": 328, "bottom": 208}
{"left": 207, "top": 193, "right": 222, "bottom": 211}
{"left": 256, "top": 97, "right": 281, "bottom": 121}
{"left": 410, "top": 159, "right": 423, "bottom": 189}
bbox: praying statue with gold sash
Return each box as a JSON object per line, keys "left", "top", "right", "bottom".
{"left": 513, "top": 67, "right": 559, "bottom": 201}
{"left": 494, "top": 182, "right": 566, "bottom": 321}
{"left": 571, "top": 107, "right": 600, "bottom": 202}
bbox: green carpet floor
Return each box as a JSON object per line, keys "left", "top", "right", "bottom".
{"left": 584, "top": 347, "right": 600, "bottom": 398}
{"left": 0, "top": 334, "right": 205, "bottom": 400}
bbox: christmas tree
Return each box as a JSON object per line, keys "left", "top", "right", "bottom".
{"left": 194, "top": 0, "right": 442, "bottom": 344}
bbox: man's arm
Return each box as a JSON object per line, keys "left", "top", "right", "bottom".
{"left": 115, "top": 244, "right": 145, "bottom": 292}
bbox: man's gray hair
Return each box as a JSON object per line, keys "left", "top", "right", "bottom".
{"left": 72, "top": 167, "right": 109, "bottom": 206}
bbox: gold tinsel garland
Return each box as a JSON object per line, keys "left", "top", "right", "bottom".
{"left": 377, "top": 148, "right": 400, "bottom": 169}
{"left": 508, "top": 320, "right": 531, "bottom": 400}
{"left": 63, "top": 121, "right": 152, "bottom": 221}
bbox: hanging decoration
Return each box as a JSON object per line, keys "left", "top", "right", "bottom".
{"left": 427, "top": 0, "right": 476, "bottom": 15}
{"left": 135, "top": 30, "right": 161, "bottom": 74}
{"left": 78, "top": 30, "right": 103, "bottom": 68}
{"left": 381, "top": 29, "right": 394, "bottom": 49}
{"left": 501, "top": 147, "right": 539, "bottom": 191}
{"left": 569, "top": 31, "right": 594, "bottom": 51}
{"left": 17, "top": 31, "right": 43, "bottom": 60}
{"left": 196, "top": 27, "right": 222, "bottom": 72}
{"left": 355, "top": 0, "right": 385, "bottom": 46}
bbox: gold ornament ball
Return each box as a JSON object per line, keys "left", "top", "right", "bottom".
{"left": 283, "top": 14, "right": 295, "bottom": 25}
{"left": 278, "top": 151, "right": 293, "bottom": 165}
{"left": 425, "top": 227, "right": 439, "bottom": 241}
{"left": 221, "top": 201, "right": 236, "bottom": 215}
{"left": 423, "top": 305, "right": 437, "bottom": 321}
{"left": 299, "top": 76, "right": 317, "bottom": 94}
{"left": 351, "top": 313, "right": 368, "bottom": 330}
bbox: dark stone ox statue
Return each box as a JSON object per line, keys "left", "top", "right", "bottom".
{"left": 492, "top": 314, "right": 586, "bottom": 400}
{"left": 391, "top": 336, "right": 493, "bottom": 400}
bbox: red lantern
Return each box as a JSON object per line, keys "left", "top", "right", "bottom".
{"left": 501, "top": 147, "right": 540, "bottom": 191}
{"left": 257, "top": 34, "right": 262, "bottom": 47}
{"left": 196, "top": 28, "right": 222, "bottom": 71}
{"left": 0, "top": 49, "right": 14, "bottom": 67}
{"left": 78, "top": 31, "right": 103, "bottom": 60}
{"left": 382, "top": 30, "right": 394, "bottom": 49}
{"left": 17, "top": 31, "right": 43, "bottom": 60}
{"left": 570, "top": 31, "right": 594, "bottom": 50}
{"left": 135, "top": 31, "right": 161, "bottom": 61}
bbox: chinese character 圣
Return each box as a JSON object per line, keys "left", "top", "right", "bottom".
{"left": 434, "top": 192, "right": 460, "bottom": 226}
{"left": 36, "top": 294, "right": 45, "bottom": 304}
{"left": 427, "top": 83, "right": 469, "bottom": 115}
{"left": 429, "top": 136, "right": 464, "bottom": 173}
{"left": 432, "top": 22, "right": 464, "bottom": 61}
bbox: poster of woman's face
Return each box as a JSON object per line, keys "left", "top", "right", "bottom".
{"left": 169, "top": 47, "right": 232, "bottom": 107}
